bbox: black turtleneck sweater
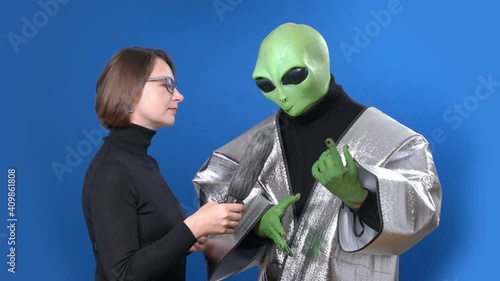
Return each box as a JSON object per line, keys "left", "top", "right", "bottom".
{"left": 82, "top": 124, "right": 196, "bottom": 281}
{"left": 278, "top": 76, "right": 380, "bottom": 230}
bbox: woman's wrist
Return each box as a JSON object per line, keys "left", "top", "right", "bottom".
{"left": 184, "top": 216, "right": 202, "bottom": 238}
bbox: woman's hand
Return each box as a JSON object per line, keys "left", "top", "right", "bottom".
{"left": 188, "top": 236, "right": 208, "bottom": 252}
{"left": 184, "top": 202, "right": 245, "bottom": 238}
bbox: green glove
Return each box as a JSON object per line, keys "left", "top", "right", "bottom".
{"left": 311, "top": 138, "right": 367, "bottom": 209}
{"left": 256, "top": 193, "right": 300, "bottom": 256}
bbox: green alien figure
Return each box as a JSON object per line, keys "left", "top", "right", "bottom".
{"left": 194, "top": 23, "right": 442, "bottom": 281}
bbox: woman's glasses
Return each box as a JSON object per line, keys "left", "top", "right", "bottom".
{"left": 147, "top": 76, "right": 179, "bottom": 94}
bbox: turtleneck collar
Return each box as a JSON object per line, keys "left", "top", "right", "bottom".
{"left": 104, "top": 123, "right": 156, "bottom": 155}
{"left": 280, "top": 75, "right": 348, "bottom": 124}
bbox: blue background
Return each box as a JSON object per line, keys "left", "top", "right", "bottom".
{"left": 0, "top": 0, "right": 498, "bottom": 280}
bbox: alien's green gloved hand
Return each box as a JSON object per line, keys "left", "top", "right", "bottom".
{"left": 312, "top": 138, "right": 367, "bottom": 210}
{"left": 256, "top": 193, "right": 300, "bottom": 256}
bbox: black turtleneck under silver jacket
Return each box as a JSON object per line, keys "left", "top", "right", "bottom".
{"left": 278, "top": 76, "right": 380, "bottom": 229}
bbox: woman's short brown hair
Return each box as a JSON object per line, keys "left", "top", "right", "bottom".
{"left": 95, "top": 47, "right": 175, "bottom": 128}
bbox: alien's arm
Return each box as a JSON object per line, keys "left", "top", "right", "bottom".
{"left": 338, "top": 135, "right": 442, "bottom": 255}
{"left": 351, "top": 190, "right": 380, "bottom": 231}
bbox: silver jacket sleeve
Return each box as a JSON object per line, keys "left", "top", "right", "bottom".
{"left": 338, "top": 108, "right": 442, "bottom": 255}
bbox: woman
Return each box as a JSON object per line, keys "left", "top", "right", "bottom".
{"left": 82, "top": 47, "right": 244, "bottom": 281}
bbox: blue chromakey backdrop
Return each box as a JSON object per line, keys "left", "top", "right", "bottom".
{"left": 1, "top": 0, "right": 498, "bottom": 280}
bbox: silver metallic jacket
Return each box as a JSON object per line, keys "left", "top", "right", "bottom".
{"left": 193, "top": 107, "right": 442, "bottom": 281}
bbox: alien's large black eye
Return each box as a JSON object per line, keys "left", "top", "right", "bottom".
{"left": 282, "top": 67, "right": 308, "bottom": 85}
{"left": 255, "top": 77, "right": 276, "bottom": 93}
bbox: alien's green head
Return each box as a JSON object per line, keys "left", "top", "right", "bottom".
{"left": 252, "top": 23, "right": 331, "bottom": 117}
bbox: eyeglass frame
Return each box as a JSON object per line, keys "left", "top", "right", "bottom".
{"left": 146, "top": 76, "right": 179, "bottom": 95}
